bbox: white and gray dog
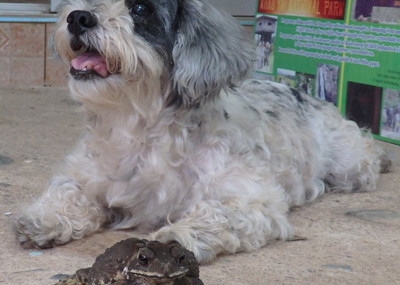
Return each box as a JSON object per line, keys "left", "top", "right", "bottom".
{"left": 16, "top": 0, "right": 390, "bottom": 263}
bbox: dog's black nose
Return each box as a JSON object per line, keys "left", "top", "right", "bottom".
{"left": 67, "top": 10, "right": 97, "bottom": 37}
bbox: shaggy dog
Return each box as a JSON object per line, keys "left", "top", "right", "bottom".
{"left": 16, "top": 0, "right": 390, "bottom": 263}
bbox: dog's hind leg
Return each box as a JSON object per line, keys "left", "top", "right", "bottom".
{"left": 150, "top": 194, "right": 292, "bottom": 263}
{"left": 322, "top": 118, "right": 389, "bottom": 192}
{"left": 15, "top": 176, "right": 105, "bottom": 248}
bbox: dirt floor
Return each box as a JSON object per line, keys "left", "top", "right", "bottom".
{"left": 0, "top": 87, "right": 399, "bottom": 285}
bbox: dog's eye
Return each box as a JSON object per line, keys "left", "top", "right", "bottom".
{"left": 130, "top": 3, "right": 152, "bottom": 16}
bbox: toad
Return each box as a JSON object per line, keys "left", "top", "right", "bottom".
{"left": 55, "top": 238, "right": 203, "bottom": 285}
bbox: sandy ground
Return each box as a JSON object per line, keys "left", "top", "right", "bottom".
{"left": 0, "top": 87, "right": 399, "bottom": 285}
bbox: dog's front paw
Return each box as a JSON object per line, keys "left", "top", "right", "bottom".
{"left": 149, "top": 226, "right": 217, "bottom": 263}
{"left": 149, "top": 227, "right": 179, "bottom": 244}
{"left": 15, "top": 216, "right": 61, "bottom": 249}
{"left": 16, "top": 217, "right": 37, "bottom": 249}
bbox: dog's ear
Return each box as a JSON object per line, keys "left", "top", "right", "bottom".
{"left": 171, "top": 0, "right": 254, "bottom": 106}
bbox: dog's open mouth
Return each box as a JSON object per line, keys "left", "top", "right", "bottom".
{"left": 70, "top": 51, "right": 109, "bottom": 80}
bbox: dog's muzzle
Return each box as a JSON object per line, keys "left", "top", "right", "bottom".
{"left": 67, "top": 10, "right": 97, "bottom": 39}
{"left": 66, "top": 10, "right": 109, "bottom": 80}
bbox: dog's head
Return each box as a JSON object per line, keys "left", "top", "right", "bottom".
{"left": 54, "top": 0, "right": 254, "bottom": 106}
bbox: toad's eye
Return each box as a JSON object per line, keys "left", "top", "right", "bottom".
{"left": 138, "top": 254, "right": 149, "bottom": 265}
{"left": 178, "top": 253, "right": 185, "bottom": 264}
{"left": 130, "top": 3, "right": 152, "bottom": 16}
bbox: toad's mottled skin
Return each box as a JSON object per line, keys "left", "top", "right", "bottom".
{"left": 55, "top": 238, "right": 203, "bottom": 285}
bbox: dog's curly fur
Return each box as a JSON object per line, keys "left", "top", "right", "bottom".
{"left": 16, "top": 0, "right": 390, "bottom": 263}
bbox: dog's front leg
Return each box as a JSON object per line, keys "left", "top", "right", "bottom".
{"left": 150, "top": 198, "right": 293, "bottom": 263}
{"left": 16, "top": 175, "right": 104, "bottom": 249}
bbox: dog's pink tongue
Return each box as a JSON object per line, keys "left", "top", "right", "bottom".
{"left": 71, "top": 52, "right": 109, "bottom": 77}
